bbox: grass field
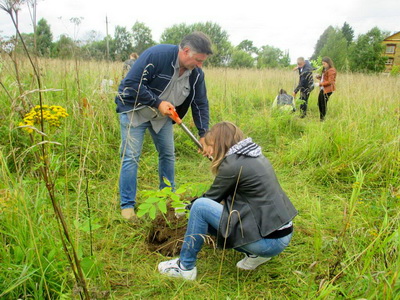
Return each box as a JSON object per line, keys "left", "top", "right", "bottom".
{"left": 0, "top": 56, "right": 399, "bottom": 299}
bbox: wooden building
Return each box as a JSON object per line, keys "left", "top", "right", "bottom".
{"left": 382, "top": 31, "right": 400, "bottom": 73}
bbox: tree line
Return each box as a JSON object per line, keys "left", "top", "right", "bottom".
{"left": 1, "top": 18, "right": 392, "bottom": 72}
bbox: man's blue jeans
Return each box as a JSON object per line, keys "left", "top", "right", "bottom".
{"left": 119, "top": 113, "right": 175, "bottom": 209}
{"left": 179, "top": 197, "right": 293, "bottom": 270}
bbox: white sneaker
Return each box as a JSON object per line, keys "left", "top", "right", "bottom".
{"left": 236, "top": 254, "right": 271, "bottom": 270}
{"left": 158, "top": 258, "right": 197, "bottom": 280}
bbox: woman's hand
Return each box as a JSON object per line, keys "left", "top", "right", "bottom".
{"left": 199, "top": 137, "right": 213, "bottom": 158}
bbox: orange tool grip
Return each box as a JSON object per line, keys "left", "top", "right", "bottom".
{"left": 168, "top": 108, "right": 182, "bottom": 124}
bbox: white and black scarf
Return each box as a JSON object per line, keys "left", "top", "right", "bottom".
{"left": 226, "top": 138, "right": 262, "bottom": 158}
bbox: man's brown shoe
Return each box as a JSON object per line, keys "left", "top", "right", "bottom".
{"left": 121, "top": 208, "right": 136, "bottom": 220}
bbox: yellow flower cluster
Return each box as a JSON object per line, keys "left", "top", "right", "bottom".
{"left": 19, "top": 105, "right": 69, "bottom": 133}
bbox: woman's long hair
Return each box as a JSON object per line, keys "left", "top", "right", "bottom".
{"left": 205, "top": 122, "right": 244, "bottom": 174}
{"left": 322, "top": 56, "right": 334, "bottom": 69}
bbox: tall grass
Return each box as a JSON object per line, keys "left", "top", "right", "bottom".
{"left": 0, "top": 56, "right": 399, "bottom": 299}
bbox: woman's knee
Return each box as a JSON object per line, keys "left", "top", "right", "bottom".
{"left": 191, "top": 197, "right": 214, "bottom": 211}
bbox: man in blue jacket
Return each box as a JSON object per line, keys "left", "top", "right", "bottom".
{"left": 293, "top": 57, "right": 314, "bottom": 118}
{"left": 115, "top": 32, "right": 213, "bottom": 220}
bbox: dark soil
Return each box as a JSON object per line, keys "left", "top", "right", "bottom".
{"left": 146, "top": 206, "right": 187, "bottom": 257}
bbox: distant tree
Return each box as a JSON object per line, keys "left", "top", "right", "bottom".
{"left": 13, "top": 33, "right": 35, "bottom": 53}
{"left": 311, "top": 26, "right": 335, "bottom": 60}
{"left": 160, "top": 22, "right": 231, "bottom": 67}
{"left": 237, "top": 39, "right": 258, "bottom": 55}
{"left": 257, "top": 45, "right": 289, "bottom": 68}
{"left": 341, "top": 22, "right": 354, "bottom": 45}
{"left": 51, "top": 34, "right": 77, "bottom": 59}
{"left": 36, "top": 18, "right": 52, "bottom": 56}
{"left": 192, "top": 22, "right": 231, "bottom": 67}
{"left": 280, "top": 51, "right": 291, "bottom": 67}
{"left": 114, "top": 25, "right": 133, "bottom": 61}
{"left": 160, "top": 23, "right": 192, "bottom": 45}
{"left": 81, "top": 30, "right": 104, "bottom": 44}
{"left": 229, "top": 49, "right": 254, "bottom": 68}
{"left": 131, "top": 21, "right": 156, "bottom": 55}
{"left": 349, "top": 27, "right": 388, "bottom": 73}
{"left": 320, "top": 28, "right": 348, "bottom": 70}
{"left": 81, "top": 38, "right": 109, "bottom": 60}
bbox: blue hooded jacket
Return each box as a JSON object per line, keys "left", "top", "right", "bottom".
{"left": 294, "top": 60, "right": 314, "bottom": 94}
{"left": 115, "top": 44, "right": 209, "bottom": 137}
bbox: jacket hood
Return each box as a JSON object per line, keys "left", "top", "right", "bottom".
{"left": 226, "top": 138, "right": 262, "bottom": 157}
{"left": 302, "top": 60, "right": 313, "bottom": 72}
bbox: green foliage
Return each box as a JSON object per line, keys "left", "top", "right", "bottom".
{"left": 137, "top": 179, "right": 209, "bottom": 219}
{"left": 36, "top": 18, "right": 53, "bottom": 57}
{"left": 237, "top": 39, "right": 258, "bottom": 55}
{"left": 160, "top": 22, "right": 232, "bottom": 67}
{"left": 51, "top": 34, "right": 78, "bottom": 59}
{"left": 257, "top": 45, "right": 290, "bottom": 68}
{"left": 311, "top": 26, "right": 335, "bottom": 60}
{"left": 390, "top": 65, "right": 400, "bottom": 76}
{"left": 113, "top": 25, "right": 133, "bottom": 61}
{"left": 159, "top": 23, "right": 191, "bottom": 45}
{"left": 229, "top": 49, "right": 254, "bottom": 68}
{"left": 131, "top": 21, "right": 156, "bottom": 55}
{"left": 1, "top": 53, "right": 399, "bottom": 298}
{"left": 310, "top": 56, "right": 323, "bottom": 73}
{"left": 349, "top": 27, "right": 388, "bottom": 73}
{"left": 320, "top": 27, "right": 349, "bottom": 70}
{"left": 341, "top": 22, "right": 354, "bottom": 45}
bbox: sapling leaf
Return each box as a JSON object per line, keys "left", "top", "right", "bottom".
{"left": 138, "top": 202, "right": 153, "bottom": 209}
{"left": 175, "top": 187, "right": 186, "bottom": 194}
{"left": 157, "top": 201, "right": 167, "bottom": 214}
{"left": 175, "top": 208, "right": 186, "bottom": 213}
{"left": 140, "top": 190, "right": 154, "bottom": 197}
{"left": 149, "top": 205, "right": 157, "bottom": 219}
{"left": 136, "top": 209, "right": 147, "bottom": 218}
{"left": 162, "top": 177, "right": 171, "bottom": 187}
{"left": 170, "top": 193, "right": 180, "bottom": 202}
{"left": 147, "top": 196, "right": 162, "bottom": 203}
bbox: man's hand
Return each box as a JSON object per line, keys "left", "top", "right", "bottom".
{"left": 198, "top": 137, "right": 213, "bottom": 158}
{"left": 292, "top": 92, "right": 296, "bottom": 98}
{"left": 158, "top": 101, "right": 175, "bottom": 116}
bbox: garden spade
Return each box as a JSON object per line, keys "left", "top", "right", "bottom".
{"left": 168, "top": 108, "right": 212, "bottom": 160}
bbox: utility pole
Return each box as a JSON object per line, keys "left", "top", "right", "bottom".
{"left": 106, "top": 15, "right": 110, "bottom": 60}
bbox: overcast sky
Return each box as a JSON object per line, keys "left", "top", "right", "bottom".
{"left": 1, "top": 0, "right": 399, "bottom": 63}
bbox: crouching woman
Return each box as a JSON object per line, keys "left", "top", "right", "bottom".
{"left": 158, "top": 122, "right": 298, "bottom": 280}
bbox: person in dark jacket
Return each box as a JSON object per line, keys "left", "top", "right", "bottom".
{"left": 115, "top": 32, "right": 213, "bottom": 220}
{"left": 122, "top": 52, "right": 139, "bottom": 77}
{"left": 158, "top": 122, "right": 297, "bottom": 280}
{"left": 293, "top": 57, "right": 314, "bottom": 118}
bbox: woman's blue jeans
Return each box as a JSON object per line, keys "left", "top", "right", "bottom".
{"left": 179, "top": 197, "right": 293, "bottom": 270}
{"left": 119, "top": 113, "right": 175, "bottom": 209}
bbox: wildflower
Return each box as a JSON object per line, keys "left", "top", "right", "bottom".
{"left": 19, "top": 104, "right": 69, "bottom": 133}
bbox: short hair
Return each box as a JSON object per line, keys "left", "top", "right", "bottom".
{"left": 297, "top": 57, "right": 305, "bottom": 62}
{"left": 180, "top": 32, "right": 213, "bottom": 55}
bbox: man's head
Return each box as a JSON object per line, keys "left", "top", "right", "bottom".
{"left": 297, "top": 57, "right": 305, "bottom": 68}
{"left": 179, "top": 32, "right": 213, "bottom": 70}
